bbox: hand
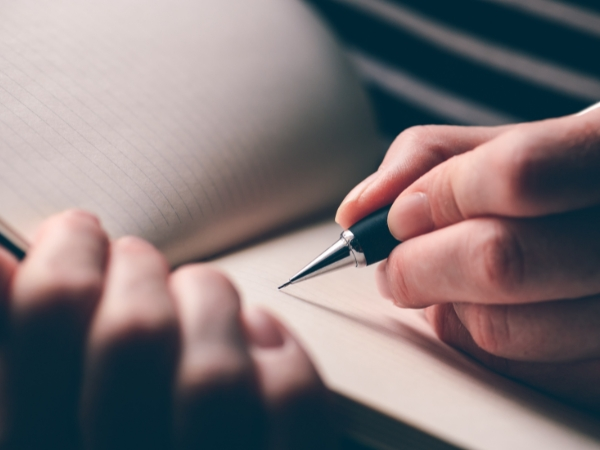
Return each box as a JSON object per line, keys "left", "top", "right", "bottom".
{"left": 0, "top": 211, "right": 332, "bottom": 449}
{"left": 337, "top": 108, "right": 600, "bottom": 414}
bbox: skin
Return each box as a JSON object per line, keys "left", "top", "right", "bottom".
{"left": 337, "top": 107, "right": 600, "bottom": 414}
{"left": 0, "top": 210, "right": 334, "bottom": 449}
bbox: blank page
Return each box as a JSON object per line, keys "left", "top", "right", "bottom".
{"left": 214, "top": 221, "right": 600, "bottom": 450}
{"left": 0, "top": 0, "right": 379, "bottom": 264}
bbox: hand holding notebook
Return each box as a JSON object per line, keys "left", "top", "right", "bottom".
{"left": 0, "top": 210, "right": 333, "bottom": 448}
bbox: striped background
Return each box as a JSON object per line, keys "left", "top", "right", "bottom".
{"left": 305, "top": 0, "right": 600, "bottom": 141}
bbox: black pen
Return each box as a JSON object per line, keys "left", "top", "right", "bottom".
{"left": 0, "top": 232, "right": 26, "bottom": 261}
{"left": 278, "top": 206, "right": 400, "bottom": 289}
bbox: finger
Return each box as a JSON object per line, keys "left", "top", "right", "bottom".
{"left": 8, "top": 210, "right": 108, "bottom": 449}
{"left": 245, "top": 308, "right": 335, "bottom": 450}
{"left": 453, "top": 297, "right": 600, "bottom": 363}
{"left": 427, "top": 304, "right": 600, "bottom": 414}
{"left": 336, "top": 124, "right": 512, "bottom": 228}
{"left": 381, "top": 210, "right": 600, "bottom": 308}
{"left": 388, "top": 109, "right": 600, "bottom": 241}
{"left": 170, "top": 265, "right": 265, "bottom": 450}
{"left": 82, "top": 237, "right": 179, "bottom": 450}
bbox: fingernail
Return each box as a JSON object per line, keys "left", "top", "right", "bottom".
{"left": 245, "top": 308, "right": 285, "bottom": 348}
{"left": 375, "top": 261, "right": 394, "bottom": 301}
{"left": 335, "top": 172, "right": 380, "bottom": 223}
{"left": 388, "top": 192, "right": 433, "bottom": 241}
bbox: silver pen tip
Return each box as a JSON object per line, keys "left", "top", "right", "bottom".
{"left": 278, "top": 281, "right": 292, "bottom": 290}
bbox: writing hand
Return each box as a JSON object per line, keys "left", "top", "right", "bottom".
{"left": 338, "top": 109, "right": 600, "bottom": 413}
{"left": 0, "top": 211, "right": 332, "bottom": 449}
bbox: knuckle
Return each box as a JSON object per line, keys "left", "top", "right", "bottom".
{"left": 44, "top": 268, "right": 104, "bottom": 303}
{"left": 113, "top": 236, "right": 169, "bottom": 273}
{"left": 100, "top": 309, "right": 179, "bottom": 358}
{"left": 267, "top": 356, "right": 322, "bottom": 410}
{"left": 60, "top": 209, "right": 101, "bottom": 228}
{"left": 469, "top": 220, "right": 524, "bottom": 298}
{"left": 495, "top": 127, "right": 541, "bottom": 207}
{"left": 172, "top": 265, "right": 238, "bottom": 299}
{"left": 16, "top": 265, "right": 104, "bottom": 315}
{"left": 13, "top": 212, "right": 108, "bottom": 318}
{"left": 394, "top": 125, "right": 446, "bottom": 154}
{"left": 461, "top": 304, "right": 512, "bottom": 357}
{"left": 397, "top": 125, "right": 430, "bottom": 143}
{"left": 401, "top": 124, "right": 442, "bottom": 141}
{"left": 114, "top": 236, "right": 160, "bottom": 257}
{"left": 114, "top": 236, "right": 156, "bottom": 254}
{"left": 384, "top": 125, "right": 446, "bottom": 168}
{"left": 170, "top": 265, "right": 241, "bottom": 315}
{"left": 574, "top": 115, "right": 600, "bottom": 148}
{"left": 178, "top": 345, "right": 252, "bottom": 400}
{"left": 171, "top": 264, "right": 208, "bottom": 283}
{"left": 41, "top": 210, "right": 104, "bottom": 240}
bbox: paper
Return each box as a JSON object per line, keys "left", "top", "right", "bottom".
{"left": 214, "top": 221, "right": 600, "bottom": 450}
{"left": 0, "top": 0, "right": 379, "bottom": 264}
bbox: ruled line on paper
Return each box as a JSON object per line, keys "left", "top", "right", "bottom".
{"left": 0, "top": 53, "right": 183, "bottom": 224}
{"left": 0, "top": 81, "right": 149, "bottom": 230}
{"left": 38, "top": 13, "right": 230, "bottom": 213}
{"left": 0, "top": 0, "right": 380, "bottom": 266}
{"left": 43, "top": 5, "right": 276, "bottom": 209}
{"left": 0, "top": 99, "right": 130, "bottom": 235}
{"left": 0, "top": 69, "right": 169, "bottom": 228}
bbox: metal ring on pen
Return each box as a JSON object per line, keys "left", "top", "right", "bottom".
{"left": 341, "top": 230, "right": 367, "bottom": 268}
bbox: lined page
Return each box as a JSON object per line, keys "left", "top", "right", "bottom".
{"left": 0, "top": 0, "right": 379, "bottom": 264}
{"left": 214, "top": 221, "right": 600, "bottom": 450}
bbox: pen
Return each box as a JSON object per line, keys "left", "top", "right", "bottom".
{"left": 278, "top": 206, "right": 400, "bottom": 289}
{"left": 0, "top": 232, "right": 25, "bottom": 261}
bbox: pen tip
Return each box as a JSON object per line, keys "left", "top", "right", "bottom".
{"left": 278, "top": 281, "right": 291, "bottom": 290}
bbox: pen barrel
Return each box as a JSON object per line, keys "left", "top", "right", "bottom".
{"left": 349, "top": 206, "right": 400, "bottom": 265}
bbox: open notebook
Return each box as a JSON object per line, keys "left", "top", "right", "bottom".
{"left": 0, "top": 0, "right": 379, "bottom": 263}
{"left": 214, "top": 221, "right": 600, "bottom": 450}
{"left": 1, "top": 1, "right": 599, "bottom": 449}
